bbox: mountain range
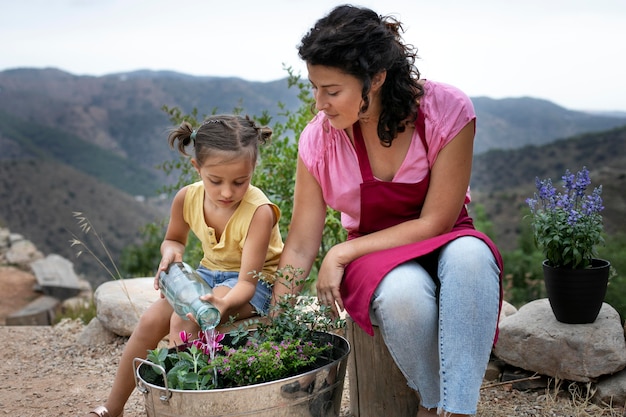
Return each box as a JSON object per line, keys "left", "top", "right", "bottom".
{"left": 1, "top": 68, "right": 625, "bottom": 286}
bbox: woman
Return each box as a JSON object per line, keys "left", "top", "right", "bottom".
{"left": 277, "top": 5, "right": 503, "bottom": 416}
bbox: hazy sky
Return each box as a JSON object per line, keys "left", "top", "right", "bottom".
{"left": 2, "top": 0, "right": 625, "bottom": 112}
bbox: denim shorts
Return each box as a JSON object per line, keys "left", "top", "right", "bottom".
{"left": 195, "top": 265, "right": 272, "bottom": 315}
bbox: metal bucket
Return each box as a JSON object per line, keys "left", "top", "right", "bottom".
{"left": 134, "top": 332, "right": 350, "bottom": 417}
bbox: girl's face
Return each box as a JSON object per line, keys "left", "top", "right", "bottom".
{"left": 307, "top": 64, "right": 364, "bottom": 130}
{"left": 192, "top": 153, "right": 254, "bottom": 210}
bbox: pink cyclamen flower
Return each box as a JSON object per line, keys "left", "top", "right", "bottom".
{"left": 179, "top": 331, "right": 191, "bottom": 344}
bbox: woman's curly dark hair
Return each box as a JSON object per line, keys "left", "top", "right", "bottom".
{"left": 298, "top": 4, "right": 424, "bottom": 147}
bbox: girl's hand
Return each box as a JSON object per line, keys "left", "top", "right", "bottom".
{"left": 154, "top": 251, "right": 183, "bottom": 293}
{"left": 316, "top": 245, "right": 347, "bottom": 317}
{"left": 185, "top": 293, "right": 225, "bottom": 324}
{"left": 199, "top": 292, "right": 227, "bottom": 314}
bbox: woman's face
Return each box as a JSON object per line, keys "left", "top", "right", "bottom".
{"left": 307, "top": 64, "right": 363, "bottom": 130}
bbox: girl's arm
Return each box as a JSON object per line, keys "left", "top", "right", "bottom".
{"left": 154, "top": 187, "right": 190, "bottom": 290}
{"left": 316, "top": 120, "right": 476, "bottom": 313}
{"left": 206, "top": 203, "right": 276, "bottom": 319}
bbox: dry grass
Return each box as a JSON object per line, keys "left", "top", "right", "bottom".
{"left": 478, "top": 376, "right": 624, "bottom": 417}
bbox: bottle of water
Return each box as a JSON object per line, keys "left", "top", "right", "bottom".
{"left": 158, "top": 262, "right": 221, "bottom": 331}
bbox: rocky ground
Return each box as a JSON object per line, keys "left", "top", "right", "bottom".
{"left": 0, "top": 266, "right": 624, "bottom": 417}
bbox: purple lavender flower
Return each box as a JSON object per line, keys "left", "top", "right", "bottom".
{"left": 527, "top": 166, "right": 604, "bottom": 269}
{"left": 573, "top": 167, "right": 591, "bottom": 198}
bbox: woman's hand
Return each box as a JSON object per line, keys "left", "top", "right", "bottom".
{"left": 316, "top": 244, "right": 349, "bottom": 317}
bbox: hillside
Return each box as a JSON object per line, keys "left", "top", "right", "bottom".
{"left": 471, "top": 125, "right": 626, "bottom": 251}
{"left": 471, "top": 96, "right": 626, "bottom": 153}
{"left": 0, "top": 158, "right": 167, "bottom": 286}
{"left": 1, "top": 68, "right": 624, "bottom": 198}
{"left": 0, "top": 110, "right": 162, "bottom": 196}
{"left": 0, "top": 68, "right": 625, "bottom": 287}
{"left": 1, "top": 69, "right": 625, "bottom": 181}
{"left": 0, "top": 68, "right": 302, "bottom": 189}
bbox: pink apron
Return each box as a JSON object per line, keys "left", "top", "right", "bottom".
{"left": 340, "top": 114, "right": 503, "bottom": 338}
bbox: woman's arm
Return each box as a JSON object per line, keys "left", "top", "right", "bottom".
{"left": 274, "top": 156, "right": 328, "bottom": 299}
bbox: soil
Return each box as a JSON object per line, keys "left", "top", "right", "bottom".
{"left": 0, "top": 266, "right": 623, "bottom": 417}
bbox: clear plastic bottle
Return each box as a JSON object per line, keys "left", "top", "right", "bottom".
{"left": 158, "top": 262, "right": 221, "bottom": 331}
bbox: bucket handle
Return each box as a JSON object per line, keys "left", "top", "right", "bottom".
{"left": 133, "top": 357, "right": 172, "bottom": 403}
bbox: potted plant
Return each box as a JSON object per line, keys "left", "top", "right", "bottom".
{"left": 526, "top": 166, "right": 610, "bottom": 324}
{"left": 133, "top": 266, "right": 351, "bottom": 417}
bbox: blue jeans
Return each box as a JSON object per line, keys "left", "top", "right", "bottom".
{"left": 195, "top": 266, "right": 273, "bottom": 315}
{"left": 369, "top": 236, "right": 500, "bottom": 415}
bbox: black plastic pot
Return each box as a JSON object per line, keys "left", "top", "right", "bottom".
{"left": 542, "top": 258, "right": 610, "bottom": 324}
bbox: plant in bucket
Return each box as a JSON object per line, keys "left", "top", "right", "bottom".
{"left": 526, "top": 166, "right": 610, "bottom": 324}
{"left": 134, "top": 265, "right": 350, "bottom": 417}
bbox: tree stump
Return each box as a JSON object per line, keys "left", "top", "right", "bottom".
{"left": 347, "top": 317, "right": 420, "bottom": 417}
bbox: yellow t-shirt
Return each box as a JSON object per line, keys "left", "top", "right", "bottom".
{"left": 182, "top": 182, "right": 283, "bottom": 281}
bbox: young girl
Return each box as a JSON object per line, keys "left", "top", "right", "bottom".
{"left": 85, "top": 114, "right": 284, "bottom": 417}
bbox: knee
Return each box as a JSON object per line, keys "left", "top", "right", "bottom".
{"left": 373, "top": 262, "right": 437, "bottom": 319}
{"left": 137, "top": 310, "right": 160, "bottom": 329}
{"left": 378, "top": 263, "right": 422, "bottom": 297}
{"left": 442, "top": 237, "right": 498, "bottom": 277}
{"left": 135, "top": 301, "right": 171, "bottom": 338}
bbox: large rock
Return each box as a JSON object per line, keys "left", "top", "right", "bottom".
{"left": 31, "top": 254, "right": 81, "bottom": 300}
{"left": 493, "top": 299, "right": 626, "bottom": 382}
{"left": 94, "top": 277, "right": 160, "bottom": 336}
